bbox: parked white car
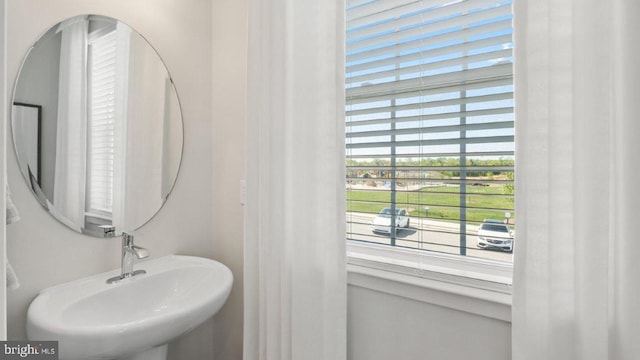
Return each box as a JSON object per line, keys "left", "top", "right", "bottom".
{"left": 476, "top": 219, "right": 514, "bottom": 252}
{"left": 371, "top": 207, "right": 410, "bottom": 233}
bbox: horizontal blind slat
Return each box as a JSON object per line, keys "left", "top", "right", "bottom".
{"left": 348, "top": 0, "right": 510, "bottom": 40}
{"left": 347, "top": 135, "right": 514, "bottom": 149}
{"left": 347, "top": 77, "right": 511, "bottom": 105}
{"left": 347, "top": 120, "right": 513, "bottom": 138}
{"left": 347, "top": 33, "right": 512, "bottom": 73}
{"left": 346, "top": 64, "right": 512, "bottom": 98}
{"left": 347, "top": 91, "right": 512, "bottom": 117}
{"left": 347, "top": 49, "right": 512, "bottom": 85}
{"left": 347, "top": 150, "right": 514, "bottom": 159}
{"left": 347, "top": 107, "right": 513, "bottom": 127}
{"left": 347, "top": 18, "right": 511, "bottom": 62}
{"left": 347, "top": 0, "right": 420, "bottom": 22}
{"left": 347, "top": 5, "right": 511, "bottom": 54}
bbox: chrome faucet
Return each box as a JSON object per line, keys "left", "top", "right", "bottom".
{"left": 106, "top": 232, "right": 149, "bottom": 284}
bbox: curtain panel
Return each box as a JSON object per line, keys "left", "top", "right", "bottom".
{"left": 54, "top": 17, "right": 88, "bottom": 230}
{"left": 244, "top": 0, "right": 347, "bottom": 359}
{"left": 513, "top": 1, "right": 640, "bottom": 359}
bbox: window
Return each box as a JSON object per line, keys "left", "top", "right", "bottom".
{"left": 87, "top": 26, "right": 118, "bottom": 216}
{"left": 86, "top": 21, "right": 132, "bottom": 223}
{"left": 346, "top": 0, "right": 514, "bottom": 263}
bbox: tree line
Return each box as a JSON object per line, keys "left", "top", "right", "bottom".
{"left": 346, "top": 157, "right": 514, "bottom": 178}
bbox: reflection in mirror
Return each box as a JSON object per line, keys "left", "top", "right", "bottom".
{"left": 12, "top": 15, "right": 183, "bottom": 237}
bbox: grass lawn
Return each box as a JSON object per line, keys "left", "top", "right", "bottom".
{"left": 347, "top": 185, "right": 514, "bottom": 224}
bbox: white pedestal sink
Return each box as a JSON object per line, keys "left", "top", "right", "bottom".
{"left": 27, "top": 255, "right": 233, "bottom": 360}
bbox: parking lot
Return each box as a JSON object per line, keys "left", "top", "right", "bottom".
{"left": 347, "top": 212, "right": 514, "bottom": 262}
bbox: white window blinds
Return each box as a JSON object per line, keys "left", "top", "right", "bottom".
{"left": 87, "top": 29, "right": 117, "bottom": 214}
{"left": 346, "top": 0, "right": 514, "bottom": 261}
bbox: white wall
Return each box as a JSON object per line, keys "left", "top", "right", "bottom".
{"left": 348, "top": 284, "right": 512, "bottom": 360}
{"left": 5, "top": 1, "right": 220, "bottom": 359}
{"left": 210, "top": 0, "right": 247, "bottom": 358}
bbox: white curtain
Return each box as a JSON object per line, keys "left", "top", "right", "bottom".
{"left": 113, "top": 24, "right": 173, "bottom": 233}
{"left": 112, "top": 22, "right": 131, "bottom": 234}
{"left": 53, "top": 16, "right": 88, "bottom": 231}
{"left": 123, "top": 30, "right": 170, "bottom": 229}
{"left": 244, "top": 0, "right": 346, "bottom": 359}
{"left": 513, "top": 1, "right": 640, "bottom": 359}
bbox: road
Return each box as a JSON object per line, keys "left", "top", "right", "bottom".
{"left": 347, "top": 213, "right": 513, "bottom": 262}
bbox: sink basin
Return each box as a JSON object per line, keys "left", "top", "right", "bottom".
{"left": 27, "top": 255, "right": 233, "bottom": 360}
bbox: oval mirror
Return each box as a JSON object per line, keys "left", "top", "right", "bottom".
{"left": 11, "top": 15, "right": 183, "bottom": 237}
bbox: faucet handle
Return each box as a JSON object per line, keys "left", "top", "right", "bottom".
{"left": 131, "top": 245, "right": 149, "bottom": 259}
{"left": 122, "top": 232, "right": 149, "bottom": 259}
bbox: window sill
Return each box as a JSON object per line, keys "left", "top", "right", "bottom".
{"left": 347, "top": 241, "right": 512, "bottom": 322}
{"left": 84, "top": 210, "right": 113, "bottom": 221}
